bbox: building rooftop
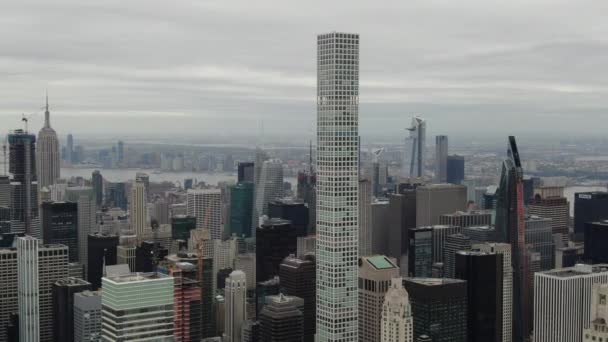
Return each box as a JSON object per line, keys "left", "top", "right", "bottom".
{"left": 104, "top": 272, "right": 171, "bottom": 283}
{"left": 365, "top": 255, "right": 397, "bottom": 270}
{"left": 55, "top": 277, "right": 91, "bottom": 287}
{"left": 405, "top": 278, "right": 467, "bottom": 286}
{"left": 540, "top": 264, "right": 608, "bottom": 278}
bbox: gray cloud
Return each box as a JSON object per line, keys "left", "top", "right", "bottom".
{"left": 1, "top": 0, "right": 607, "bottom": 141}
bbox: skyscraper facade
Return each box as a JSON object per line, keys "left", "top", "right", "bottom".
{"left": 41, "top": 201, "right": 78, "bottom": 262}
{"left": 229, "top": 182, "right": 254, "bottom": 238}
{"left": 359, "top": 178, "right": 372, "bottom": 257}
{"left": 65, "top": 186, "right": 96, "bottom": 269}
{"left": 415, "top": 184, "right": 467, "bottom": 227}
{"left": 359, "top": 255, "right": 400, "bottom": 342}
{"left": 279, "top": 254, "right": 316, "bottom": 342}
{"left": 406, "top": 116, "right": 426, "bottom": 178}
{"left": 225, "top": 270, "right": 247, "bottom": 342}
{"left": 408, "top": 227, "right": 433, "bottom": 278}
{"left": 534, "top": 264, "right": 608, "bottom": 342}
{"left": 443, "top": 233, "right": 472, "bottom": 278}
{"left": 583, "top": 283, "right": 608, "bottom": 341}
{"left": 8, "top": 129, "right": 40, "bottom": 236}
{"left": 238, "top": 162, "right": 255, "bottom": 183}
{"left": 256, "top": 218, "right": 302, "bottom": 283}
{"left": 455, "top": 251, "right": 503, "bottom": 342}
{"left": 253, "top": 159, "right": 284, "bottom": 228}
{"left": 36, "top": 96, "right": 60, "bottom": 188}
{"left": 52, "top": 277, "right": 92, "bottom": 342}
{"left": 0, "top": 247, "right": 18, "bottom": 342}
{"left": 380, "top": 278, "right": 413, "bottom": 342}
{"left": 431, "top": 225, "right": 461, "bottom": 263}
{"left": 101, "top": 272, "right": 175, "bottom": 341}
{"left": 495, "top": 136, "right": 530, "bottom": 341}
{"left": 585, "top": 220, "right": 608, "bottom": 263}
{"left": 435, "top": 135, "right": 448, "bottom": 183}
{"left": 574, "top": 191, "right": 608, "bottom": 242}
{"left": 439, "top": 210, "right": 492, "bottom": 229}
{"left": 92, "top": 170, "right": 103, "bottom": 207}
{"left": 73, "top": 290, "right": 102, "bottom": 342}
{"left": 130, "top": 178, "right": 148, "bottom": 241}
{"left": 403, "top": 278, "right": 467, "bottom": 342}
{"left": 187, "top": 188, "right": 223, "bottom": 240}
{"left": 87, "top": 233, "right": 118, "bottom": 290}
{"left": 316, "top": 31, "right": 360, "bottom": 341}
{"left": 259, "top": 294, "right": 305, "bottom": 342}
{"left": 528, "top": 186, "right": 569, "bottom": 244}
{"left": 446, "top": 155, "right": 465, "bottom": 185}
{"left": 525, "top": 215, "right": 554, "bottom": 270}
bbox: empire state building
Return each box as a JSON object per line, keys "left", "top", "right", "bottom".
{"left": 36, "top": 94, "right": 60, "bottom": 188}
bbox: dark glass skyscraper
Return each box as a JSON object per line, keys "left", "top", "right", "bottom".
{"left": 41, "top": 201, "right": 79, "bottom": 262}
{"left": 455, "top": 251, "right": 503, "bottom": 342}
{"left": 268, "top": 198, "right": 309, "bottom": 234}
{"left": 446, "top": 155, "right": 465, "bottom": 185}
{"left": 494, "top": 136, "right": 530, "bottom": 340}
{"left": 8, "top": 129, "right": 39, "bottom": 235}
{"left": 279, "top": 254, "right": 316, "bottom": 342}
{"left": 229, "top": 182, "right": 254, "bottom": 238}
{"left": 584, "top": 221, "right": 608, "bottom": 263}
{"left": 92, "top": 170, "right": 103, "bottom": 207}
{"left": 256, "top": 218, "right": 302, "bottom": 283}
{"left": 105, "top": 182, "right": 127, "bottom": 210}
{"left": 52, "top": 277, "right": 92, "bottom": 342}
{"left": 238, "top": 162, "right": 255, "bottom": 183}
{"left": 171, "top": 215, "right": 197, "bottom": 241}
{"left": 574, "top": 192, "right": 608, "bottom": 242}
{"left": 87, "top": 233, "right": 118, "bottom": 289}
{"left": 408, "top": 227, "right": 433, "bottom": 277}
{"left": 403, "top": 278, "right": 468, "bottom": 342}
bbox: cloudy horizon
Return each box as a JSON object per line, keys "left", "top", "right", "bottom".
{"left": 1, "top": 0, "right": 608, "bottom": 141}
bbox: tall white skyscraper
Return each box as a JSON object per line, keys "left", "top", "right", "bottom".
{"left": 130, "top": 179, "right": 148, "bottom": 241}
{"left": 17, "top": 236, "right": 40, "bottom": 342}
{"left": 359, "top": 179, "right": 372, "bottom": 257}
{"left": 36, "top": 95, "right": 60, "bottom": 188}
{"left": 225, "top": 270, "right": 247, "bottom": 342}
{"left": 474, "top": 242, "right": 512, "bottom": 342}
{"left": 252, "top": 158, "right": 284, "bottom": 231}
{"left": 434, "top": 135, "right": 448, "bottom": 183}
{"left": 187, "top": 188, "right": 223, "bottom": 240}
{"left": 534, "top": 264, "right": 608, "bottom": 342}
{"left": 380, "top": 278, "right": 413, "bottom": 342}
{"left": 316, "top": 31, "right": 360, "bottom": 342}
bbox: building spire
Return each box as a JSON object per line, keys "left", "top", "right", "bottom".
{"left": 44, "top": 91, "right": 50, "bottom": 128}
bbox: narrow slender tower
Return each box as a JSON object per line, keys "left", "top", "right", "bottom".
{"left": 36, "top": 93, "right": 60, "bottom": 188}
{"left": 316, "top": 32, "right": 360, "bottom": 341}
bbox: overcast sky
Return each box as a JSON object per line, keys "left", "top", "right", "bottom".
{"left": 1, "top": 0, "right": 607, "bottom": 142}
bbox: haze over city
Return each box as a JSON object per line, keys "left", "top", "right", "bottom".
{"left": 2, "top": 0, "right": 608, "bottom": 140}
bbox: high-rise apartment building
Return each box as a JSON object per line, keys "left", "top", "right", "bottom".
{"left": 495, "top": 136, "right": 530, "bottom": 341}
{"left": 52, "top": 277, "right": 92, "bottom": 342}
{"left": 316, "top": 31, "right": 360, "bottom": 342}
{"left": 130, "top": 178, "right": 148, "bottom": 241}
{"left": 359, "top": 255, "right": 400, "bottom": 342}
{"left": 36, "top": 96, "right": 60, "bottom": 188}
{"left": 101, "top": 272, "right": 174, "bottom": 341}
{"left": 41, "top": 201, "right": 78, "bottom": 262}
{"left": 187, "top": 188, "right": 223, "bottom": 240}
{"left": 259, "top": 294, "right": 305, "bottom": 342}
{"left": 583, "top": 283, "right": 608, "bottom": 341}
{"left": 380, "top": 277, "right": 413, "bottom": 342}
{"left": 435, "top": 135, "right": 448, "bottom": 183}
{"left": 574, "top": 191, "right": 608, "bottom": 242}
{"left": 279, "top": 254, "right": 316, "bottom": 342}
{"left": 416, "top": 184, "right": 467, "bottom": 227}
{"left": 534, "top": 264, "right": 608, "bottom": 342}
{"left": 225, "top": 270, "right": 247, "bottom": 342}
{"left": 473, "top": 243, "right": 512, "bottom": 342}
{"left": 74, "top": 290, "right": 102, "bottom": 342}
{"left": 403, "top": 278, "right": 467, "bottom": 342}
{"left": 455, "top": 251, "right": 503, "bottom": 342}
